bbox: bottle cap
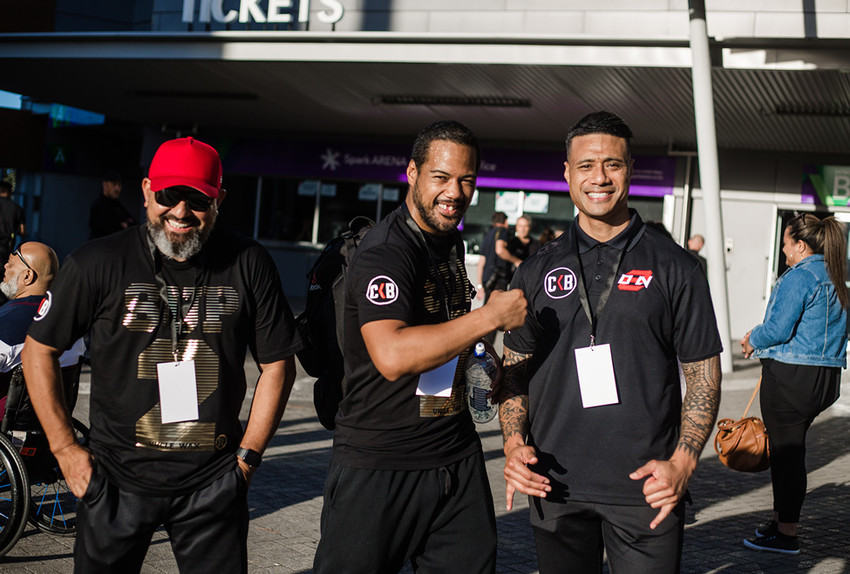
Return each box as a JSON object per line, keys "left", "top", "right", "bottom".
{"left": 474, "top": 342, "right": 486, "bottom": 357}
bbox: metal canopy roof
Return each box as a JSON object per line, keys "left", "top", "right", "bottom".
{"left": 1, "top": 32, "right": 848, "bottom": 155}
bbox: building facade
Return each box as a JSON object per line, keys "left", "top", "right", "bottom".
{"left": 1, "top": 0, "right": 849, "bottom": 343}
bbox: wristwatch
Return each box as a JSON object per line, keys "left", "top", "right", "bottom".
{"left": 236, "top": 447, "right": 262, "bottom": 468}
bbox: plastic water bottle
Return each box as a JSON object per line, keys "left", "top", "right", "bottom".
{"left": 465, "top": 342, "right": 498, "bottom": 424}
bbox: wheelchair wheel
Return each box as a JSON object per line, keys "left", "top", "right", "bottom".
{"left": 29, "top": 418, "right": 89, "bottom": 536}
{"left": 0, "top": 432, "right": 29, "bottom": 557}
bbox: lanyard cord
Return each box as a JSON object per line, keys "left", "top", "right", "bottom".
{"left": 146, "top": 232, "right": 206, "bottom": 361}
{"left": 569, "top": 224, "right": 627, "bottom": 348}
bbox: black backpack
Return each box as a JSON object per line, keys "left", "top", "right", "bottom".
{"left": 296, "top": 216, "right": 373, "bottom": 430}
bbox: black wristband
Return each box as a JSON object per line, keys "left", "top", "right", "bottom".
{"left": 236, "top": 447, "right": 262, "bottom": 468}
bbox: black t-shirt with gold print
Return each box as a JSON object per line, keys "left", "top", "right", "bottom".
{"left": 333, "top": 204, "right": 480, "bottom": 470}
{"left": 28, "top": 225, "right": 302, "bottom": 496}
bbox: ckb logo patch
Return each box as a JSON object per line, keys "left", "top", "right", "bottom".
{"left": 544, "top": 267, "right": 577, "bottom": 299}
{"left": 366, "top": 275, "right": 399, "bottom": 305}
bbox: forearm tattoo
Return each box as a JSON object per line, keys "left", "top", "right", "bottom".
{"left": 499, "top": 346, "right": 532, "bottom": 443}
{"left": 678, "top": 355, "right": 722, "bottom": 461}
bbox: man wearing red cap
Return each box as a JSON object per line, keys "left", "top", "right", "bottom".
{"left": 23, "top": 137, "right": 303, "bottom": 573}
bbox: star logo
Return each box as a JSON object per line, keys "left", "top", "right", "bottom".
{"left": 321, "top": 148, "right": 340, "bottom": 171}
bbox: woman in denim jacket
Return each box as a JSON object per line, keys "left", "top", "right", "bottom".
{"left": 741, "top": 213, "right": 848, "bottom": 555}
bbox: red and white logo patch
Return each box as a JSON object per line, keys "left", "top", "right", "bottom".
{"left": 617, "top": 270, "right": 653, "bottom": 291}
{"left": 366, "top": 275, "right": 399, "bottom": 305}
{"left": 544, "top": 267, "right": 577, "bottom": 299}
{"left": 33, "top": 291, "right": 52, "bottom": 321}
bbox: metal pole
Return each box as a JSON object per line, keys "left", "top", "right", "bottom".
{"left": 376, "top": 183, "right": 384, "bottom": 223}
{"left": 688, "top": 0, "right": 733, "bottom": 373}
{"left": 312, "top": 182, "right": 321, "bottom": 245}
{"left": 253, "top": 176, "right": 262, "bottom": 240}
{"left": 679, "top": 155, "right": 693, "bottom": 246}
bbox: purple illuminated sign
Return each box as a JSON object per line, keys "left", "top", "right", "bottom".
{"left": 218, "top": 137, "right": 676, "bottom": 197}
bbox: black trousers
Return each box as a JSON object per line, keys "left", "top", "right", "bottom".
{"left": 531, "top": 498, "right": 685, "bottom": 574}
{"left": 759, "top": 359, "right": 840, "bottom": 523}
{"left": 74, "top": 464, "right": 249, "bottom": 574}
{"left": 313, "top": 450, "right": 497, "bottom": 574}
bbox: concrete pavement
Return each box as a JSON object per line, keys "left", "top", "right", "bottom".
{"left": 2, "top": 351, "right": 849, "bottom": 573}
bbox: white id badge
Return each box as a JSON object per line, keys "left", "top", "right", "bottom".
{"left": 574, "top": 343, "right": 620, "bottom": 408}
{"left": 416, "top": 356, "right": 459, "bottom": 397}
{"left": 157, "top": 361, "right": 200, "bottom": 424}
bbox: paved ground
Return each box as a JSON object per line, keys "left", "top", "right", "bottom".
{"left": 2, "top": 350, "right": 849, "bottom": 573}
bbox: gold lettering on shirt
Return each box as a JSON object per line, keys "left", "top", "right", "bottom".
{"left": 419, "top": 259, "right": 471, "bottom": 418}
{"left": 122, "top": 282, "right": 240, "bottom": 451}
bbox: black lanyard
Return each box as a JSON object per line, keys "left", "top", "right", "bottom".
{"left": 569, "top": 224, "right": 627, "bottom": 348}
{"left": 402, "top": 206, "right": 464, "bottom": 322}
{"left": 146, "top": 234, "right": 206, "bottom": 361}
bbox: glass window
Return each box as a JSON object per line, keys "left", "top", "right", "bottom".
{"left": 317, "top": 181, "right": 402, "bottom": 243}
{"left": 216, "top": 174, "right": 257, "bottom": 238}
{"left": 629, "top": 198, "right": 666, "bottom": 233}
{"left": 257, "top": 177, "right": 316, "bottom": 242}
{"left": 463, "top": 189, "right": 575, "bottom": 254}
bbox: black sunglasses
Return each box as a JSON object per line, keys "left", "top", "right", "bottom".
{"left": 155, "top": 188, "right": 216, "bottom": 212}
{"left": 13, "top": 248, "right": 36, "bottom": 276}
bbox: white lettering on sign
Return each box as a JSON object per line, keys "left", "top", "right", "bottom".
{"left": 240, "top": 0, "right": 267, "bottom": 23}
{"left": 182, "top": 0, "right": 344, "bottom": 26}
{"left": 834, "top": 174, "right": 850, "bottom": 199}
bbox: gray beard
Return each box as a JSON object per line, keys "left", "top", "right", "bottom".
{"left": 146, "top": 221, "right": 205, "bottom": 261}
{"left": 0, "top": 279, "right": 17, "bottom": 300}
{"left": 0, "top": 267, "right": 20, "bottom": 299}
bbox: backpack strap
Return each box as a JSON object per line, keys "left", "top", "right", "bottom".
{"left": 333, "top": 217, "right": 374, "bottom": 394}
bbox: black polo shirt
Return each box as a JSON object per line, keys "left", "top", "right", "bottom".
{"left": 505, "top": 211, "right": 722, "bottom": 505}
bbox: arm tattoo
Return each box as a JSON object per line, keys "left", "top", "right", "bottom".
{"left": 499, "top": 346, "right": 532, "bottom": 444}
{"left": 678, "top": 355, "right": 722, "bottom": 461}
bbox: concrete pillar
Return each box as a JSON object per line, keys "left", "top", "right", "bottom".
{"left": 688, "top": 0, "right": 733, "bottom": 373}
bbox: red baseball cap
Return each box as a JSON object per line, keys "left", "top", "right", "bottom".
{"left": 148, "top": 137, "right": 222, "bottom": 198}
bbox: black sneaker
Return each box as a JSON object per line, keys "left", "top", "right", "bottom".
{"left": 743, "top": 533, "right": 800, "bottom": 555}
{"left": 755, "top": 519, "right": 778, "bottom": 537}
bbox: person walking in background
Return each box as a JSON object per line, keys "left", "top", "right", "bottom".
{"left": 741, "top": 213, "right": 848, "bottom": 555}
{"left": 23, "top": 137, "right": 302, "bottom": 573}
{"left": 508, "top": 214, "right": 541, "bottom": 263}
{"left": 476, "top": 211, "right": 521, "bottom": 301}
{"left": 0, "top": 180, "right": 25, "bottom": 269}
{"left": 538, "top": 227, "right": 555, "bottom": 245}
{"left": 687, "top": 233, "right": 708, "bottom": 275}
{"left": 313, "top": 120, "right": 526, "bottom": 574}
{"left": 498, "top": 111, "right": 722, "bottom": 573}
{"left": 89, "top": 171, "right": 137, "bottom": 238}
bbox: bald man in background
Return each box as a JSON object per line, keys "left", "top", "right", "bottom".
{"left": 0, "top": 242, "right": 85, "bottom": 416}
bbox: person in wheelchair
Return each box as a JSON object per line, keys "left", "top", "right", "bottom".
{"left": 0, "top": 242, "right": 86, "bottom": 422}
{"left": 0, "top": 241, "right": 86, "bottom": 551}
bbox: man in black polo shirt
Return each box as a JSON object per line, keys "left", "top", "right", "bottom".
{"left": 313, "top": 120, "right": 526, "bottom": 574}
{"left": 498, "top": 111, "right": 722, "bottom": 573}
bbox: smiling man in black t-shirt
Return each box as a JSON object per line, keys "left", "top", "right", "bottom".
{"left": 498, "top": 112, "right": 723, "bottom": 573}
{"left": 23, "top": 137, "right": 302, "bottom": 573}
{"left": 313, "top": 121, "right": 526, "bottom": 574}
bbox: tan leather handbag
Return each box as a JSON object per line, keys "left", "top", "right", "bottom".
{"left": 714, "top": 377, "right": 770, "bottom": 472}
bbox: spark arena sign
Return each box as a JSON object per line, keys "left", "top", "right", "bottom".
{"left": 182, "top": 0, "right": 344, "bottom": 26}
